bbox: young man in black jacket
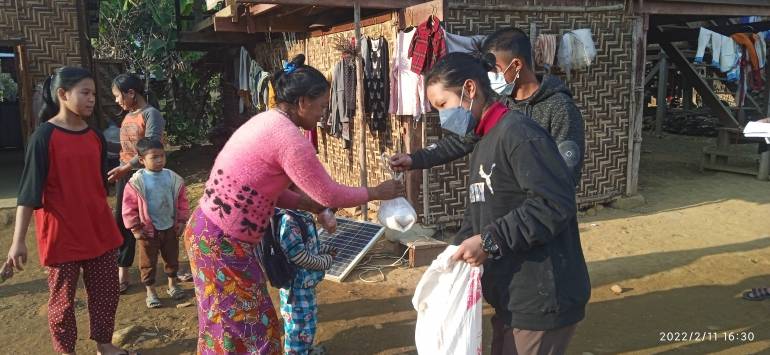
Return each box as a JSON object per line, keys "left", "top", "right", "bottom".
{"left": 422, "top": 52, "right": 590, "bottom": 355}
{"left": 391, "top": 27, "right": 585, "bottom": 186}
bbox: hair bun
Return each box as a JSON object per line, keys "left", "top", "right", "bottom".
{"left": 480, "top": 52, "right": 497, "bottom": 72}
{"left": 290, "top": 54, "right": 306, "bottom": 67}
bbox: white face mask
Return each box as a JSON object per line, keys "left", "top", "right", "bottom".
{"left": 488, "top": 59, "right": 519, "bottom": 96}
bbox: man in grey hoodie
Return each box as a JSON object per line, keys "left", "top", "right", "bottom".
{"left": 391, "top": 27, "right": 585, "bottom": 185}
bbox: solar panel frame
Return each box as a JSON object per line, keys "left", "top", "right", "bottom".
{"left": 317, "top": 217, "right": 385, "bottom": 282}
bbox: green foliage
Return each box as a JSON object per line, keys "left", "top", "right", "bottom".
{"left": 0, "top": 72, "right": 18, "bottom": 102}
{"left": 95, "top": 0, "right": 219, "bottom": 145}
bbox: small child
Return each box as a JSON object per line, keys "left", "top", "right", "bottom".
{"left": 122, "top": 138, "right": 190, "bottom": 308}
{"left": 275, "top": 208, "right": 337, "bottom": 355}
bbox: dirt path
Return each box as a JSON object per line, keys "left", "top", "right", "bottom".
{"left": 1, "top": 133, "right": 769, "bottom": 354}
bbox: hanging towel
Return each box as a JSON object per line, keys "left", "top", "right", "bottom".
{"left": 445, "top": 32, "right": 486, "bottom": 54}
{"left": 720, "top": 36, "right": 740, "bottom": 82}
{"left": 695, "top": 28, "right": 720, "bottom": 66}
{"left": 754, "top": 33, "right": 766, "bottom": 69}
{"left": 534, "top": 34, "right": 558, "bottom": 68}
{"left": 731, "top": 33, "right": 761, "bottom": 72}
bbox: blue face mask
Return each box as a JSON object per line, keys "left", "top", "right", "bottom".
{"left": 488, "top": 59, "right": 519, "bottom": 96}
{"left": 439, "top": 87, "right": 474, "bottom": 136}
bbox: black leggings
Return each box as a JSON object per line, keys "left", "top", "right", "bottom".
{"left": 115, "top": 173, "right": 135, "bottom": 268}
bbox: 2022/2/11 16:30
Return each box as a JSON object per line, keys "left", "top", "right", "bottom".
{"left": 659, "top": 331, "right": 756, "bottom": 343}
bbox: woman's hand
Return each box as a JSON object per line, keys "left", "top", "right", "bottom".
{"left": 451, "top": 235, "right": 488, "bottom": 267}
{"left": 317, "top": 208, "right": 337, "bottom": 234}
{"left": 6, "top": 241, "right": 27, "bottom": 272}
{"left": 108, "top": 164, "right": 131, "bottom": 183}
{"left": 368, "top": 179, "right": 405, "bottom": 201}
{"left": 389, "top": 153, "right": 413, "bottom": 173}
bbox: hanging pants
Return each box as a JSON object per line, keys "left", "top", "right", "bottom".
{"left": 47, "top": 250, "right": 119, "bottom": 353}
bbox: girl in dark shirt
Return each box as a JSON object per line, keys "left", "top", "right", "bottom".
{"left": 3, "top": 67, "right": 136, "bottom": 355}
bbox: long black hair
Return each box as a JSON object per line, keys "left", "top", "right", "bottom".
{"left": 272, "top": 54, "right": 329, "bottom": 105}
{"left": 39, "top": 67, "right": 94, "bottom": 122}
{"left": 425, "top": 52, "right": 496, "bottom": 99}
{"left": 112, "top": 73, "right": 146, "bottom": 97}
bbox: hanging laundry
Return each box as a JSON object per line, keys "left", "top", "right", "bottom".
{"left": 732, "top": 33, "right": 765, "bottom": 91}
{"left": 328, "top": 57, "right": 356, "bottom": 148}
{"left": 363, "top": 36, "right": 390, "bottom": 132}
{"left": 445, "top": 32, "right": 486, "bottom": 54}
{"left": 390, "top": 28, "right": 431, "bottom": 119}
{"left": 695, "top": 28, "right": 723, "bottom": 68}
{"left": 534, "top": 34, "right": 558, "bottom": 69}
{"left": 254, "top": 71, "right": 271, "bottom": 111}
{"left": 408, "top": 15, "right": 447, "bottom": 75}
{"left": 557, "top": 29, "right": 596, "bottom": 79}
{"left": 238, "top": 46, "right": 251, "bottom": 114}
{"left": 249, "top": 61, "right": 264, "bottom": 111}
{"left": 719, "top": 36, "right": 741, "bottom": 82}
{"left": 754, "top": 33, "right": 766, "bottom": 69}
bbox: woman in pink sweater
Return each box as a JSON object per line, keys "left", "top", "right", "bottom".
{"left": 184, "top": 54, "right": 403, "bottom": 355}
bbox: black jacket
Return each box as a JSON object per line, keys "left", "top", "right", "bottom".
{"left": 411, "top": 74, "right": 585, "bottom": 185}
{"left": 456, "top": 110, "right": 591, "bottom": 330}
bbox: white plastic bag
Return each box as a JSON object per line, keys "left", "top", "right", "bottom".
{"left": 377, "top": 153, "right": 417, "bottom": 232}
{"left": 377, "top": 197, "right": 417, "bottom": 232}
{"left": 413, "top": 245, "right": 483, "bottom": 355}
{"left": 558, "top": 28, "right": 597, "bottom": 78}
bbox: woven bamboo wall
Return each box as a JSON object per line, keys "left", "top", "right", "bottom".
{"left": 0, "top": 0, "right": 86, "bottom": 85}
{"left": 420, "top": 0, "right": 633, "bottom": 223}
{"left": 282, "top": 18, "right": 408, "bottom": 192}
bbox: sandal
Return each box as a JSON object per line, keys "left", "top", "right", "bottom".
{"left": 146, "top": 294, "right": 162, "bottom": 308}
{"left": 742, "top": 288, "right": 770, "bottom": 301}
{"left": 119, "top": 281, "right": 130, "bottom": 295}
{"left": 177, "top": 272, "right": 194, "bottom": 282}
{"left": 167, "top": 286, "right": 186, "bottom": 300}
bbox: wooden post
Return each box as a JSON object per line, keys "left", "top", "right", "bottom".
{"left": 765, "top": 52, "right": 770, "bottom": 117}
{"left": 655, "top": 53, "right": 668, "bottom": 138}
{"left": 626, "top": 14, "right": 647, "bottom": 196}
{"left": 353, "top": 2, "right": 368, "bottom": 221}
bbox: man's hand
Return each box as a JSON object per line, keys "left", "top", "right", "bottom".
{"left": 174, "top": 222, "right": 186, "bottom": 236}
{"left": 108, "top": 164, "right": 132, "bottom": 183}
{"left": 389, "top": 153, "right": 413, "bottom": 173}
{"left": 451, "top": 235, "right": 488, "bottom": 267}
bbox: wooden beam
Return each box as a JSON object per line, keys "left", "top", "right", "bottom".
{"left": 657, "top": 35, "right": 740, "bottom": 128}
{"left": 644, "top": 60, "right": 662, "bottom": 87}
{"left": 236, "top": 0, "right": 425, "bottom": 9}
{"left": 354, "top": 2, "right": 368, "bottom": 221}
{"left": 641, "top": 1, "right": 770, "bottom": 16}
{"left": 655, "top": 53, "right": 668, "bottom": 137}
{"left": 177, "top": 31, "right": 259, "bottom": 45}
{"left": 213, "top": 15, "right": 308, "bottom": 32}
{"left": 191, "top": 17, "right": 214, "bottom": 32}
{"left": 648, "top": 21, "right": 770, "bottom": 44}
{"left": 248, "top": 4, "right": 279, "bottom": 16}
{"left": 309, "top": 12, "right": 393, "bottom": 37}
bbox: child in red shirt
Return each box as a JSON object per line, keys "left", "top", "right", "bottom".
{"left": 3, "top": 67, "right": 136, "bottom": 355}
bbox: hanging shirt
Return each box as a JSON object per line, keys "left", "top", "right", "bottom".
{"left": 17, "top": 123, "right": 123, "bottom": 266}
{"left": 390, "top": 29, "right": 431, "bottom": 118}
{"left": 408, "top": 15, "right": 447, "bottom": 75}
{"left": 363, "top": 36, "right": 390, "bottom": 132}
{"left": 445, "top": 32, "right": 486, "bottom": 54}
{"left": 328, "top": 57, "right": 356, "bottom": 147}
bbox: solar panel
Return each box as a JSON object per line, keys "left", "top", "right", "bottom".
{"left": 317, "top": 217, "right": 385, "bottom": 282}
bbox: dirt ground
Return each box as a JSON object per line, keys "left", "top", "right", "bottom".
{"left": 1, "top": 132, "right": 770, "bottom": 355}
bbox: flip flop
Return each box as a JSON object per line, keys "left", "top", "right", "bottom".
{"left": 167, "top": 286, "right": 186, "bottom": 300}
{"left": 742, "top": 288, "right": 770, "bottom": 301}
{"left": 119, "top": 281, "right": 130, "bottom": 295}
{"left": 146, "top": 294, "right": 162, "bottom": 308}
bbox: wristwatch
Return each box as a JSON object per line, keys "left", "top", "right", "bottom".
{"left": 481, "top": 232, "right": 500, "bottom": 256}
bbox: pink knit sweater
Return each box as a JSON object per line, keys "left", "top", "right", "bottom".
{"left": 198, "top": 110, "right": 368, "bottom": 243}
